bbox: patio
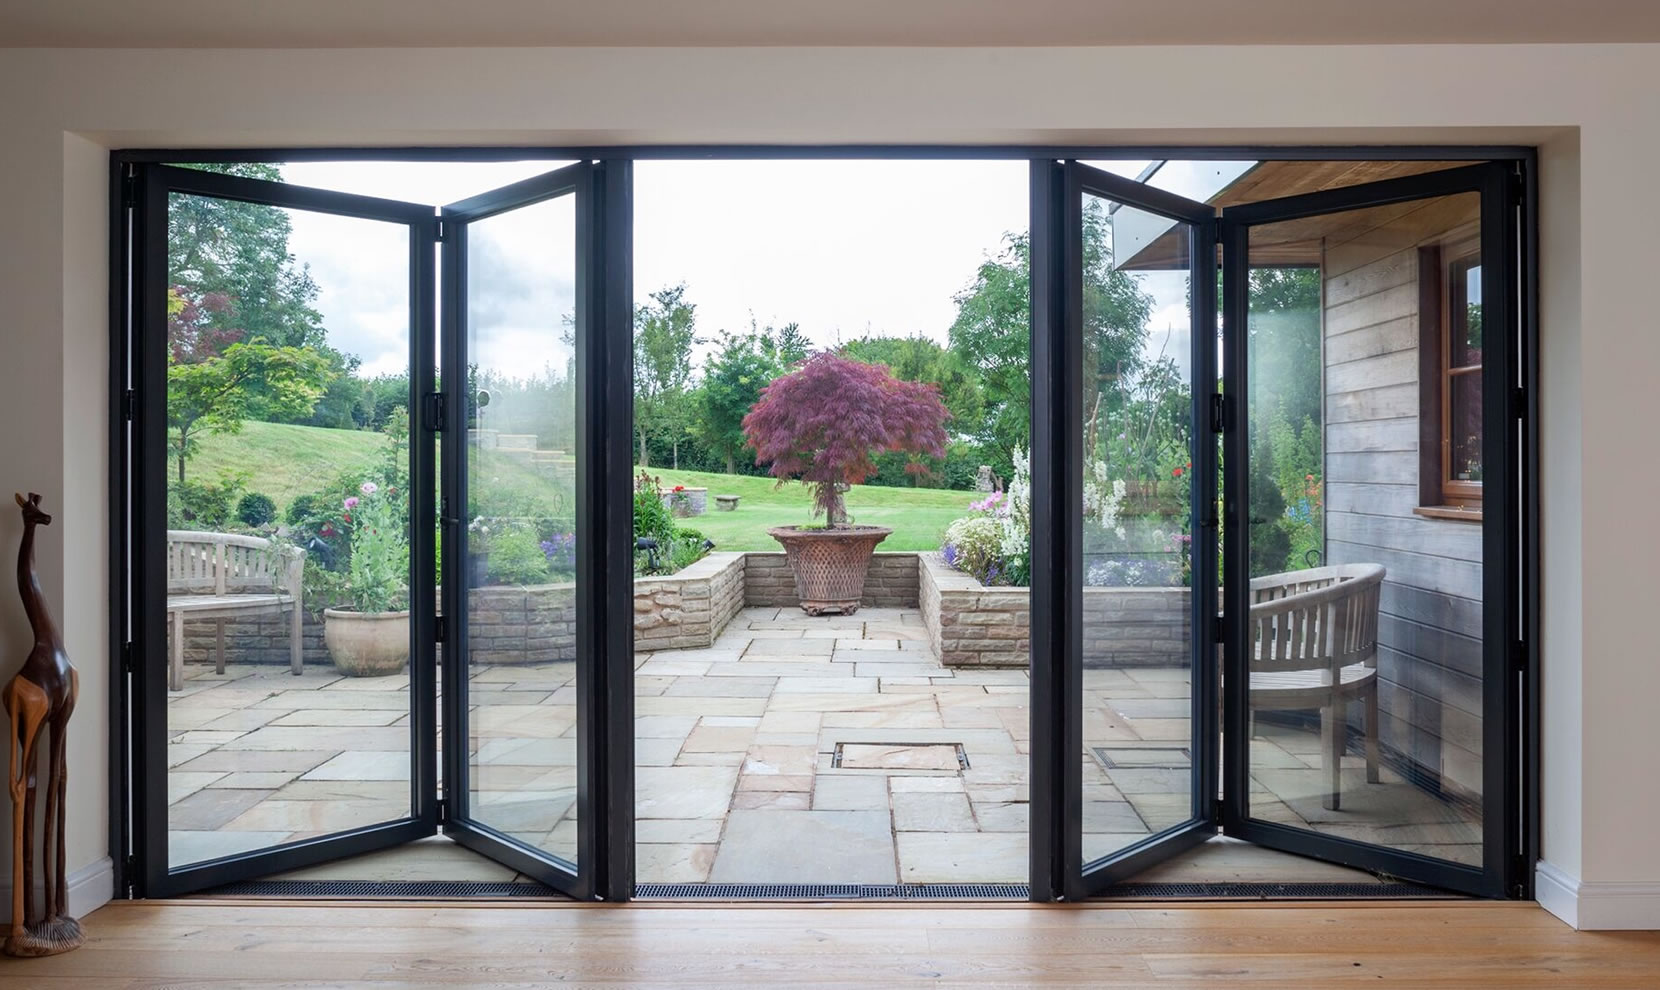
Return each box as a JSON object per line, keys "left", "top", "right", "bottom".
{"left": 165, "top": 603, "right": 1480, "bottom": 884}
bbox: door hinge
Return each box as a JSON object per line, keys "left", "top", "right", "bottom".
{"left": 1510, "top": 639, "right": 1528, "bottom": 674}
{"left": 122, "top": 166, "right": 138, "bottom": 210}
{"left": 1211, "top": 615, "right": 1225, "bottom": 644}
{"left": 1513, "top": 386, "right": 1526, "bottom": 419}
{"left": 434, "top": 615, "right": 448, "bottom": 642}
{"left": 422, "top": 392, "right": 445, "bottom": 432}
{"left": 1209, "top": 393, "right": 1228, "bottom": 433}
{"left": 122, "top": 854, "right": 136, "bottom": 887}
{"left": 122, "top": 641, "right": 134, "bottom": 675}
{"left": 122, "top": 389, "right": 136, "bottom": 423}
{"left": 436, "top": 798, "right": 449, "bottom": 825}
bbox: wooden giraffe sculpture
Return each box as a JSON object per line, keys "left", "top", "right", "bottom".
{"left": 3, "top": 493, "right": 81, "bottom": 957}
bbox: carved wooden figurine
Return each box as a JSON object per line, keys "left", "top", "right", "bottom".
{"left": 3, "top": 493, "right": 81, "bottom": 957}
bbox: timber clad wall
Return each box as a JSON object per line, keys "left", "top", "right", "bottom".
{"left": 1318, "top": 194, "right": 1485, "bottom": 800}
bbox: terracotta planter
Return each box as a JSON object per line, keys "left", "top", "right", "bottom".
{"left": 322, "top": 608, "right": 411, "bottom": 676}
{"left": 766, "top": 525, "right": 892, "bottom": 615}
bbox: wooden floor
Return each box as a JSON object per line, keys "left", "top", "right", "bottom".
{"left": 6, "top": 900, "right": 1659, "bottom": 988}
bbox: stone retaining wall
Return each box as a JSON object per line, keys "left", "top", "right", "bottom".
{"left": 176, "top": 551, "right": 749, "bottom": 671}
{"left": 742, "top": 551, "right": 919, "bottom": 609}
{"left": 919, "top": 552, "right": 1190, "bottom": 668}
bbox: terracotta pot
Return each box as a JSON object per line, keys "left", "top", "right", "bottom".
{"left": 766, "top": 525, "right": 892, "bottom": 616}
{"left": 322, "top": 608, "right": 411, "bottom": 676}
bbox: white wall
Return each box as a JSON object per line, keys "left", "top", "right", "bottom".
{"left": 0, "top": 43, "right": 1646, "bottom": 926}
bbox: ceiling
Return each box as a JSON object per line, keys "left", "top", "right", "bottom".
{"left": 3, "top": 0, "right": 1659, "bottom": 48}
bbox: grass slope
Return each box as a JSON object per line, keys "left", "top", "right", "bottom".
{"left": 647, "top": 468, "right": 972, "bottom": 551}
{"left": 189, "top": 422, "right": 975, "bottom": 550}
{"left": 186, "top": 421, "right": 387, "bottom": 515}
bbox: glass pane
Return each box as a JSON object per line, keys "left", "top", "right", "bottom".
{"left": 1244, "top": 191, "right": 1484, "bottom": 867}
{"left": 164, "top": 189, "right": 415, "bottom": 868}
{"left": 1449, "top": 372, "right": 1483, "bottom": 483}
{"left": 463, "top": 195, "right": 581, "bottom": 864}
{"left": 1079, "top": 195, "right": 1198, "bottom": 865}
{"left": 1450, "top": 259, "right": 1483, "bottom": 368}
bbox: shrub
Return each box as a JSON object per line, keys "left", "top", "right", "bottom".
{"left": 167, "top": 474, "right": 246, "bottom": 529}
{"left": 286, "top": 492, "right": 325, "bottom": 526}
{"left": 487, "top": 523, "right": 550, "bottom": 586}
{"left": 237, "top": 492, "right": 277, "bottom": 528}
{"left": 632, "top": 471, "right": 678, "bottom": 545}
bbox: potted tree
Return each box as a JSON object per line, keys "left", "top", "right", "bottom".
{"left": 742, "top": 352, "right": 949, "bottom": 615}
{"left": 322, "top": 481, "right": 412, "bottom": 676}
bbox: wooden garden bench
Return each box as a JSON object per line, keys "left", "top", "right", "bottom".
{"left": 166, "top": 530, "right": 305, "bottom": 691}
{"left": 1247, "top": 562, "right": 1386, "bottom": 811}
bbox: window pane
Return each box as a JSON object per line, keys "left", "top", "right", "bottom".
{"left": 1449, "top": 371, "right": 1483, "bottom": 483}
{"left": 1450, "top": 258, "right": 1483, "bottom": 368}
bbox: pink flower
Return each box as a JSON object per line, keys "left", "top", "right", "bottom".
{"left": 360, "top": 481, "right": 378, "bottom": 496}
{"left": 343, "top": 496, "right": 359, "bottom": 509}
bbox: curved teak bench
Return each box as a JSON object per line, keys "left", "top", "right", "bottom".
{"left": 166, "top": 530, "right": 304, "bottom": 691}
{"left": 1248, "top": 562, "right": 1386, "bottom": 811}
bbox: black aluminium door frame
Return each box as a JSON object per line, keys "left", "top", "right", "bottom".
{"left": 437, "top": 160, "right": 635, "bottom": 901}
{"left": 128, "top": 164, "right": 440, "bottom": 897}
{"left": 1030, "top": 161, "right": 1223, "bottom": 901}
{"left": 1218, "top": 161, "right": 1525, "bottom": 898}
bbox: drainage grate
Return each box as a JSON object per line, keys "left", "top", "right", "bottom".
{"left": 1095, "top": 881, "right": 1454, "bottom": 899}
{"left": 203, "top": 880, "right": 565, "bottom": 898}
{"left": 1092, "top": 746, "right": 1192, "bottom": 770}
{"left": 831, "top": 742, "right": 970, "bottom": 771}
{"left": 634, "top": 883, "right": 1030, "bottom": 900}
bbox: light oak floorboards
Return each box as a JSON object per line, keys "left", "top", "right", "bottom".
{"left": 4, "top": 900, "right": 1658, "bottom": 988}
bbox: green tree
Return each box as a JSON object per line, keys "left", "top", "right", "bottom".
{"left": 633, "top": 283, "right": 700, "bottom": 467}
{"left": 168, "top": 340, "right": 333, "bottom": 484}
{"left": 948, "top": 200, "right": 1155, "bottom": 480}
{"left": 696, "top": 326, "right": 791, "bottom": 475}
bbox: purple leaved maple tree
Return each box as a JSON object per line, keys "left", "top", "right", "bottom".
{"left": 742, "top": 352, "right": 950, "bottom": 527}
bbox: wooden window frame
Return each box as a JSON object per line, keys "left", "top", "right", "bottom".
{"left": 1417, "top": 232, "right": 1483, "bottom": 520}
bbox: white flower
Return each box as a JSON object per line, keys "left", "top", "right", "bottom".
{"left": 360, "top": 481, "right": 379, "bottom": 496}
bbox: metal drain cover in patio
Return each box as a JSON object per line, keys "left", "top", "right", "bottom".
{"left": 1092, "top": 746, "right": 1191, "bottom": 770}
{"left": 832, "top": 742, "right": 969, "bottom": 771}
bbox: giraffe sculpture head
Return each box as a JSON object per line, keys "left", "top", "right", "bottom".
{"left": 15, "top": 492, "right": 51, "bottom": 528}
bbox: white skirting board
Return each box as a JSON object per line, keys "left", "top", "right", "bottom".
{"left": 0, "top": 856, "right": 114, "bottom": 922}
{"left": 1536, "top": 859, "right": 1660, "bottom": 930}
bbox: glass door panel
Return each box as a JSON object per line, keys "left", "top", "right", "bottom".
{"left": 1041, "top": 162, "right": 1220, "bottom": 898}
{"left": 461, "top": 194, "right": 581, "bottom": 862}
{"left": 439, "top": 162, "right": 630, "bottom": 899}
{"left": 1220, "top": 164, "right": 1519, "bottom": 896}
{"left": 136, "top": 165, "right": 438, "bottom": 895}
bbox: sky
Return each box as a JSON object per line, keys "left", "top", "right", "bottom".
{"left": 273, "top": 158, "right": 1242, "bottom": 382}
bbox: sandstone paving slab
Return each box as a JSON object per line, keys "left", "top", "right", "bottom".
{"left": 637, "top": 842, "right": 718, "bottom": 883}
{"left": 636, "top": 819, "right": 724, "bottom": 844}
{"left": 709, "top": 810, "right": 896, "bottom": 884}
{"left": 811, "top": 774, "right": 890, "bottom": 810}
{"left": 664, "top": 676, "right": 778, "bottom": 698}
{"left": 892, "top": 792, "right": 977, "bottom": 832}
{"left": 896, "top": 831, "right": 1026, "bottom": 884}
{"left": 636, "top": 765, "right": 739, "bottom": 819}
{"left": 169, "top": 787, "right": 275, "bottom": 830}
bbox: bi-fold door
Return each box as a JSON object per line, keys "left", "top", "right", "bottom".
{"left": 126, "top": 162, "right": 633, "bottom": 899}
{"left": 124, "top": 154, "right": 1524, "bottom": 902}
{"left": 1035, "top": 159, "right": 1525, "bottom": 900}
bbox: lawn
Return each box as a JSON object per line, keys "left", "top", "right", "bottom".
{"left": 186, "top": 421, "right": 388, "bottom": 514}
{"left": 188, "top": 423, "right": 975, "bottom": 550}
{"left": 646, "top": 468, "right": 973, "bottom": 551}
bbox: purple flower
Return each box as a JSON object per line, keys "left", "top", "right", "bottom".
{"left": 941, "top": 544, "right": 958, "bottom": 567}
{"left": 360, "top": 481, "right": 378, "bottom": 496}
{"left": 343, "top": 496, "right": 359, "bottom": 510}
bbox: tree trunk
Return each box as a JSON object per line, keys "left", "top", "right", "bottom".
{"left": 724, "top": 451, "right": 735, "bottom": 475}
{"left": 638, "top": 429, "right": 650, "bottom": 468}
{"left": 672, "top": 440, "right": 680, "bottom": 469}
